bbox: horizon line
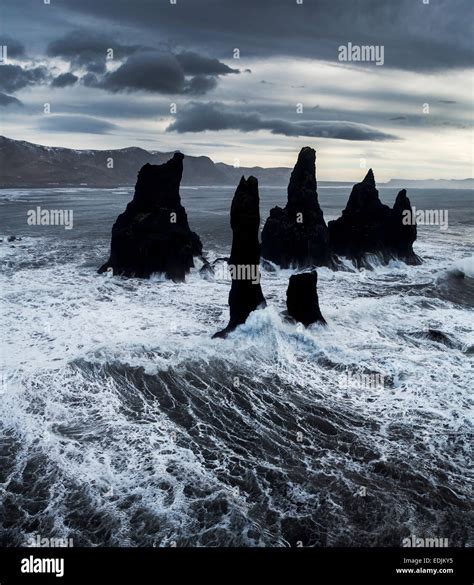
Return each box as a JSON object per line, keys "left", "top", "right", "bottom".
{"left": 1, "top": 135, "right": 473, "bottom": 184}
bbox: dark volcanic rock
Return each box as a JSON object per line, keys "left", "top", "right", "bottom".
{"left": 99, "top": 153, "right": 202, "bottom": 281}
{"left": 285, "top": 272, "right": 326, "bottom": 326}
{"left": 389, "top": 189, "right": 420, "bottom": 264}
{"left": 261, "top": 147, "right": 333, "bottom": 268}
{"left": 213, "top": 176, "right": 266, "bottom": 338}
{"left": 328, "top": 169, "right": 421, "bottom": 266}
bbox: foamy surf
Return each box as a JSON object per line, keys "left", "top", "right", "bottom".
{"left": 1, "top": 187, "right": 473, "bottom": 548}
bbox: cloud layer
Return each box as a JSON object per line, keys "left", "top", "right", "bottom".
{"left": 52, "top": 0, "right": 474, "bottom": 72}
{"left": 167, "top": 102, "right": 397, "bottom": 141}
{"left": 0, "top": 64, "right": 48, "bottom": 93}
{"left": 93, "top": 51, "right": 238, "bottom": 95}
{"left": 37, "top": 115, "right": 117, "bottom": 134}
{"left": 0, "top": 0, "right": 472, "bottom": 178}
{"left": 47, "top": 30, "right": 142, "bottom": 75}
{"left": 52, "top": 72, "right": 78, "bottom": 88}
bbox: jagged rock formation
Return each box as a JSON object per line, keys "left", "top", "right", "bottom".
{"left": 285, "top": 272, "right": 326, "bottom": 326}
{"left": 99, "top": 153, "right": 202, "bottom": 281}
{"left": 389, "top": 189, "right": 420, "bottom": 263}
{"left": 261, "top": 147, "right": 333, "bottom": 268}
{"left": 213, "top": 176, "right": 266, "bottom": 338}
{"left": 328, "top": 169, "right": 421, "bottom": 266}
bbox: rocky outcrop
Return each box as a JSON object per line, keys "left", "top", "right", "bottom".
{"left": 328, "top": 169, "right": 421, "bottom": 266}
{"left": 261, "top": 147, "right": 333, "bottom": 268}
{"left": 98, "top": 153, "right": 202, "bottom": 281}
{"left": 213, "top": 176, "right": 266, "bottom": 338}
{"left": 389, "top": 189, "right": 420, "bottom": 264}
{"left": 285, "top": 272, "right": 326, "bottom": 326}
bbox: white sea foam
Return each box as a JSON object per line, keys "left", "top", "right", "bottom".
{"left": 0, "top": 203, "right": 473, "bottom": 547}
{"left": 450, "top": 255, "right": 474, "bottom": 278}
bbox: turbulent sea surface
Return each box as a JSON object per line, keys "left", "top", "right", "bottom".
{"left": 1, "top": 186, "right": 473, "bottom": 547}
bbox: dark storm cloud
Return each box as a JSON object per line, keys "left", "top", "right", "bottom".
{"left": 0, "top": 92, "right": 23, "bottom": 107}
{"left": 47, "top": 30, "right": 142, "bottom": 74}
{"left": 47, "top": 30, "right": 134, "bottom": 59}
{"left": 184, "top": 75, "right": 218, "bottom": 95}
{"left": 51, "top": 72, "right": 78, "bottom": 88}
{"left": 46, "top": 30, "right": 239, "bottom": 92}
{"left": 56, "top": 0, "right": 473, "bottom": 72}
{"left": 99, "top": 52, "right": 185, "bottom": 93}
{"left": 175, "top": 52, "right": 239, "bottom": 76}
{"left": 95, "top": 50, "right": 237, "bottom": 95}
{"left": 43, "top": 92, "right": 467, "bottom": 133}
{"left": 0, "top": 64, "right": 48, "bottom": 93}
{"left": 167, "top": 102, "right": 397, "bottom": 141}
{"left": 37, "top": 114, "right": 117, "bottom": 134}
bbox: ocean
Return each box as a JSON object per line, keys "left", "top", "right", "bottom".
{"left": 0, "top": 186, "right": 473, "bottom": 547}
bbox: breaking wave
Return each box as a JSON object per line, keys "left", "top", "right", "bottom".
{"left": 1, "top": 193, "right": 473, "bottom": 548}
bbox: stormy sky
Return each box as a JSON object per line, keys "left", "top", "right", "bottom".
{"left": 1, "top": 0, "right": 472, "bottom": 180}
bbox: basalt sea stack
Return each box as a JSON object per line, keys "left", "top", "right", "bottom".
{"left": 99, "top": 153, "right": 202, "bottom": 281}
{"left": 389, "top": 188, "right": 420, "bottom": 264}
{"left": 261, "top": 147, "right": 333, "bottom": 268}
{"left": 285, "top": 272, "right": 326, "bottom": 326}
{"left": 328, "top": 169, "right": 421, "bottom": 266}
{"left": 213, "top": 176, "right": 266, "bottom": 338}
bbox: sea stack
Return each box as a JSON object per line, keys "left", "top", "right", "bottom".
{"left": 328, "top": 169, "right": 421, "bottom": 266}
{"left": 285, "top": 272, "right": 326, "bottom": 326}
{"left": 261, "top": 147, "right": 333, "bottom": 268}
{"left": 389, "top": 189, "right": 421, "bottom": 264}
{"left": 213, "top": 176, "right": 266, "bottom": 338}
{"left": 99, "top": 153, "right": 202, "bottom": 281}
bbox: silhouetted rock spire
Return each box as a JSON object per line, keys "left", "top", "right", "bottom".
{"left": 389, "top": 189, "right": 420, "bottom": 264}
{"left": 362, "top": 168, "right": 375, "bottom": 186}
{"left": 328, "top": 169, "right": 420, "bottom": 266}
{"left": 261, "top": 147, "right": 333, "bottom": 268}
{"left": 99, "top": 153, "right": 202, "bottom": 281}
{"left": 213, "top": 176, "right": 266, "bottom": 338}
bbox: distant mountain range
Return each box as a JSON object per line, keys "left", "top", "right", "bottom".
{"left": 0, "top": 136, "right": 291, "bottom": 188}
{"left": 1, "top": 136, "right": 472, "bottom": 189}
